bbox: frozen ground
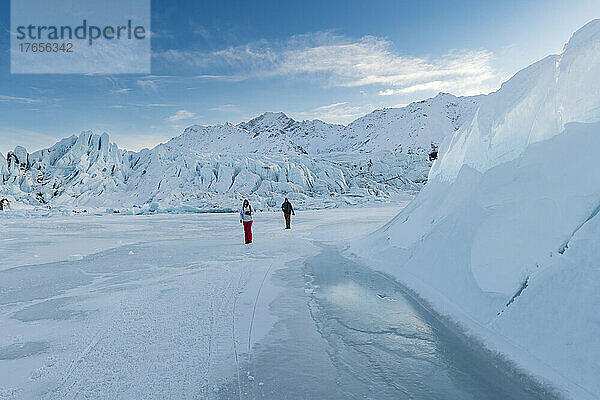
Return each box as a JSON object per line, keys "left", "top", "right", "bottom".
{"left": 0, "top": 207, "right": 560, "bottom": 399}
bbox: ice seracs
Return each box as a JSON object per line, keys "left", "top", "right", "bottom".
{"left": 0, "top": 132, "right": 430, "bottom": 212}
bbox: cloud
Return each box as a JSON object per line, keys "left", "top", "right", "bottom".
{"left": 209, "top": 104, "right": 240, "bottom": 113}
{"left": 193, "top": 74, "right": 246, "bottom": 81}
{"left": 154, "top": 32, "right": 502, "bottom": 97}
{"left": 314, "top": 102, "right": 348, "bottom": 110}
{"left": 110, "top": 103, "right": 176, "bottom": 109}
{"left": 141, "top": 75, "right": 174, "bottom": 79}
{"left": 166, "top": 109, "right": 196, "bottom": 122}
{"left": 191, "top": 24, "right": 211, "bottom": 42}
{"left": 139, "top": 103, "right": 176, "bottom": 108}
{"left": 111, "top": 88, "right": 131, "bottom": 94}
{"left": 137, "top": 79, "right": 158, "bottom": 91}
{"left": 0, "top": 95, "right": 40, "bottom": 104}
{"left": 378, "top": 89, "right": 397, "bottom": 96}
{"left": 292, "top": 101, "right": 373, "bottom": 124}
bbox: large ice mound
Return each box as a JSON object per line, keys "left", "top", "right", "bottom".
{"left": 354, "top": 19, "right": 600, "bottom": 399}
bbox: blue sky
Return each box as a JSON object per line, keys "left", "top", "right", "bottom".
{"left": 1, "top": 0, "right": 600, "bottom": 154}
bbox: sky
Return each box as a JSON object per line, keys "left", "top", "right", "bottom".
{"left": 1, "top": 0, "right": 600, "bottom": 154}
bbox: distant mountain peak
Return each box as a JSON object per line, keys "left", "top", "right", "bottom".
{"left": 242, "top": 111, "right": 292, "bottom": 126}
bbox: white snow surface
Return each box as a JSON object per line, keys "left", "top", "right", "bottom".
{"left": 0, "top": 93, "right": 477, "bottom": 213}
{"left": 0, "top": 207, "right": 398, "bottom": 399}
{"left": 0, "top": 207, "right": 561, "bottom": 399}
{"left": 352, "top": 19, "right": 600, "bottom": 400}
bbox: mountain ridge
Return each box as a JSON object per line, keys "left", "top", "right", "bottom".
{"left": 170, "top": 92, "right": 479, "bottom": 156}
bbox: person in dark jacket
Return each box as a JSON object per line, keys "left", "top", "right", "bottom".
{"left": 281, "top": 198, "right": 295, "bottom": 229}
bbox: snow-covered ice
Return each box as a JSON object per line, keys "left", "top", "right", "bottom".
{"left": 0, "top": 207, "right": 559, "bottom": 399}
{"left": 0, "top": 93, "right": 476, "bottom": 213}
{"left": 353, "top": 19, "right": 600, "bottom": 400}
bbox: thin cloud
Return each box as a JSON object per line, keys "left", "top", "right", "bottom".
{"left": 378, "top": 89, "right": 397, "bottom": 96}
{"left": 166, "top": 109, "right": 196, "bottom": 122}
{"left": 209, "top": 104, "right": 240, "bottom": 112}
{"left": 135, "top": 75, "right": 179, "bottom": 91}
{"left": 193, "top": 74, "right": 246, "bottom": 81}
{"left": 110, "top": 103, "right": 177, "bottom": 109}
{"left": 141, "top": 75, "right": 174, "bottom": 79}
{"left": 378, "top": 75, "right": 498, "bottom": 97}
{"left": 137, "top": 79, "right": 158, "bottom": 91}
{"left": 141, "top": 103, "right": 177, "bottom": 107}
{"left": 191, "top": 24, "right": 211, "bottom": 42}
{"left": 292, "top": 101, "right": 373, "bottom": 124}
{"left": 154, "top": 32, "right": 502, "bottom": 96}
{"left": 314, "top": 102, "right": 348, "bottom": 111}
{"left": 0, "top": 95, "right": 40, "bottom": 104}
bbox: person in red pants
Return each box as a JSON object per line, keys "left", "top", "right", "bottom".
{"left": 239, "top": 199, "right": 254, "bottom": 244}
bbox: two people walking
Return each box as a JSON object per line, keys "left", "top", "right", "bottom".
{"left": 239, "top": 198, "right": 295, "bottom": 244}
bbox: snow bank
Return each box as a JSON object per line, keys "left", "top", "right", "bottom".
{"left": 353, "top": 20, "right": 600, "bottom": 399}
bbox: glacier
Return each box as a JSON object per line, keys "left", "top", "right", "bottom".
{"left": 0, "top": 93, "right": 477, "bottom": 213}
{"left": 352, "top": 19, "right": 600, "bottom": 399}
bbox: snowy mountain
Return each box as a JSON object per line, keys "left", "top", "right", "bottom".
{"left": 353, "top": 19, "right": 600, "bottom": 399}
{"left": 235, "top": 112, "right": 345, "bottom": 154}
{"left": 342, "top": 92, "right": 480, "bottom": 154}
{"left": 172, "top": 92, "right": 478, "bottom": 156}
{"left": 1, "top": 93, "right": 476, "bottom": 213}
{"left": 170, "top": 119, "right": 313, "bottom": 155}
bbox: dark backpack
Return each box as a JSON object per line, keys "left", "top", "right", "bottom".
{"left": 282, "top": 201, "right": 292, "bottom": 213}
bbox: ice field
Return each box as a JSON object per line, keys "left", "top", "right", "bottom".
{"left": 0, "top": 207, "right": 559, "bottom": 399}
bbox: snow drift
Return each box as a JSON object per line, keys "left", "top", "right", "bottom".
{"left": 1, "top": 93, "right": 476, "bottom": 212}
{"left": 353, "top": 19, "right": 600, "bottom": 399}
